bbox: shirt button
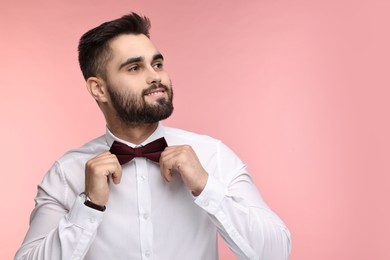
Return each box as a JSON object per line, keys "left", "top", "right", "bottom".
{"left": 145, "top": 251, "right": 151, "bottom": 257}
{"left": 139, "top": 175, "right": 146, "bottom": 182}
{"left": 89, "top": 217, "right": 95, "bottom": 223}
{"left": 203, "top": 200, "right": 210, "bottom": 207}
{"left": 143, "top": 213, "right": 149, "bottom": 220}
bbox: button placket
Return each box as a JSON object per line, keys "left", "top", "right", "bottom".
{"left": 135, "top": 158, "right": 154, "bottom": 259}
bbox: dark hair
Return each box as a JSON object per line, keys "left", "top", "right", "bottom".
{"left": 78, "top": 12, "right": 151, "bottom": 80}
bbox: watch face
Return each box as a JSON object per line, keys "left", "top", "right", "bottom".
{"left": 80, "top": 192, "right": 88, "bottom": 201}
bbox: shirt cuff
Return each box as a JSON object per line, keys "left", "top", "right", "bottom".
{"left": 194, "top": 174, "right": 227, "bottom": 215}
{"left": 66, "top": 194, "right": 105, "bottom": 233}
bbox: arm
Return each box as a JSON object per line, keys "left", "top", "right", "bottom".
{"left": 15, "top": 162, "right": 104, "bottom": 260}
{"left": 15, "top": 151, "right": 121, "bottom": 260}
{"left": 195, "top": 169, "right": 291, "bottom": 259}
{"left": 196, "top": 142, "right": 291, "bottom": 259}
{"left": 160, "top": 142, "right": 291, "bottom": 260}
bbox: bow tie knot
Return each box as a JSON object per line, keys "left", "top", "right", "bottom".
{"left": 134, "top": 147, "right": 143, "bottom": 157}
{"left": 109, "top": 137, "right": 168, "bottom": 165}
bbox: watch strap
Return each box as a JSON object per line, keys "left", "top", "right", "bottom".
{"left": 81, "top": 192, "right": 106, "bottom": 212}
{"left": 84, "top": 199, "right": 106, "bottom": 212}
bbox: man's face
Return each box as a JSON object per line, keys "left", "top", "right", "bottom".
{"left": 104, "top": 34, "right": 173, "bottom": 126}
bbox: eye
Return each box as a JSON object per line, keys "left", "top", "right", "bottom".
{"left": 128, "top": 65, "right": 139, "bottom": 72}
{"left": 153, "top": 62, "right": 163, "bottom": 70}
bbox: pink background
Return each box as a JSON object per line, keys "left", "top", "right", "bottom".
{"left": 1, "top": 0, "right": 389, "bottom": 259}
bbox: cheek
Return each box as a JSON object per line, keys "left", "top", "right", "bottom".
{"left": 159, "top": 71, "right": 171, "bottom": 84}
{"left": 113, "top": 77, "right": 145, "bottom": 92}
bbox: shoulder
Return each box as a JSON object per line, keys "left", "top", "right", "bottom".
{"left": 38, "top": 135, "right": 108, "bottom": 204}
{"left": 56, "top": 134, "right": 108, "bottom": 166}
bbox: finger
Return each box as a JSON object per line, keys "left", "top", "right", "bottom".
{"left": 88, "top": 162, "right": 114, "bottom": 175}
{"left": 160, "top": 151, "right": 181, "bottom": 165}
{"left": 162, "top": 145, "right": 181, "bottom": 151}
{"left": 87, "top": 155, "right": 117, "bottom": 170}
{"left": 93, "top": 152, "right": 119, "bottom": 163}
{"left": 160, "top": 161, "right": 170, "bottom": 183}
{"left": 161, "top": 145, "right": 195, "bottom": 161}
{"left": 160, "top": 157, "right": 176, "bottom": 183}
{"left": 164, "top": 169, "right": 173, "bottom": 183}
{"left": 160, "top": 148, "right": 187, "bottom": 182}
{"left": 160, "top": 146, "right": 190, "bottom": 163}
{"left": 161, "top": 156, "right": 185, "bottom": 183}
{"left": 91, "top": 154, "right": 122, "bottom": 183}
{"left": 86, "top": 154, "right": 122, "bottom": 183}
{"left": 111, "top": 162, "right": 123, "bottom": 184}
{"left": 93, "top": 151, "right": 114, "bottom": 159}
{"left": 160, "top": 145, "right": 186, "bottom": 156}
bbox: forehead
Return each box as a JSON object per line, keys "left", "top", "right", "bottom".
{"left": 108, "top": 34, "right": 159, "bottom": 63}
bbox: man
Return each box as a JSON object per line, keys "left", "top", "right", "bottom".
{"left": 15, "top": 13, "right": 291, "bottom": 260}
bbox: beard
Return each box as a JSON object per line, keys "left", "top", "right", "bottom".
{"left": 107, "top": 82, "right": 174, "bottom": 126}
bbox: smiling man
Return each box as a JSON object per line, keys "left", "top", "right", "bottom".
{"left": 15, "top": 13, "right": 291, "bottom": 260}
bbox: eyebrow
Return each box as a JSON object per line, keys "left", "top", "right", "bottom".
{"left": 118, "top": 53, "right": 164, "bottom": 71}
{"left": 153, "top": 53, "right": 164, "bottom": 61}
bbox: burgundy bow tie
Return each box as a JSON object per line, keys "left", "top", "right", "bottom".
{"left": 109, "top": 137, "right": 168, "bottom": 165}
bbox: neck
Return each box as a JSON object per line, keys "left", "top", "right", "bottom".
{"left": 107, "top": 121, "right": 159, "bottom": 145}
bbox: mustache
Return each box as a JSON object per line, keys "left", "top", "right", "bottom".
{"left": 142, "top": 83, "right": 170, "bottom": 96}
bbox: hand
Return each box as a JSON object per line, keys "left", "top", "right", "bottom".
{"left": 85, "top": 151, "right": 122, "bottom": 206}
{"left": 160, "top": 145, "right": 208, "bottom": 196}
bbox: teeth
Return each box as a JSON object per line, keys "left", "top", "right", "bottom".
{"left": 146, "top": 91, "right": 163, "bottom": 96}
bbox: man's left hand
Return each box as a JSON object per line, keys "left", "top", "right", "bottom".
{"left": 159, "top": 145, "right": 208, "bottom": 196}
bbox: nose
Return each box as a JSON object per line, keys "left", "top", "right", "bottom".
{"left": 146, "top": 66, "right": 161, "bottom": 85}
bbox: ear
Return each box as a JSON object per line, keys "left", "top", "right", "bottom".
{"left": 86, "top": 77, "right": 108, "bottom": 103}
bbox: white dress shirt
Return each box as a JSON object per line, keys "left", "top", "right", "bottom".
{"left": 15, "top": 123, "right": 291, "bottom": 260}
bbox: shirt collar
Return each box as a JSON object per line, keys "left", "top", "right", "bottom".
{"left": 104, "top": 123, "right": 165, "bottom": 148}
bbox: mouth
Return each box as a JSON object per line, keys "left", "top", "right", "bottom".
{"left": 144, "top": 88, "right": 166, "bottom": 98}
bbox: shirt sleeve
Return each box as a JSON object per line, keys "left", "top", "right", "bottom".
{"left": 194, "top": 142, "right": 291, "bottom": 260}
{"left": 15, "top": 162, "right": 104, "bottom": 260}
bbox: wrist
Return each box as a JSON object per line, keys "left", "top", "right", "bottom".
{"left": 192, "top": 172, "right": 208, "bottom": 196}
{"left": 80, "top": 192, "right": 106, "bottom": 212}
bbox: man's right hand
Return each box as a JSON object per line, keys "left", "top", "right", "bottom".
{"left": 85, "top": 151, "right": 122, "bottom": 207}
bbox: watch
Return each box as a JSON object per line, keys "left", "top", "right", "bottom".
{"left": 80, "top": 192, "right": 106, "bottom": 212}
